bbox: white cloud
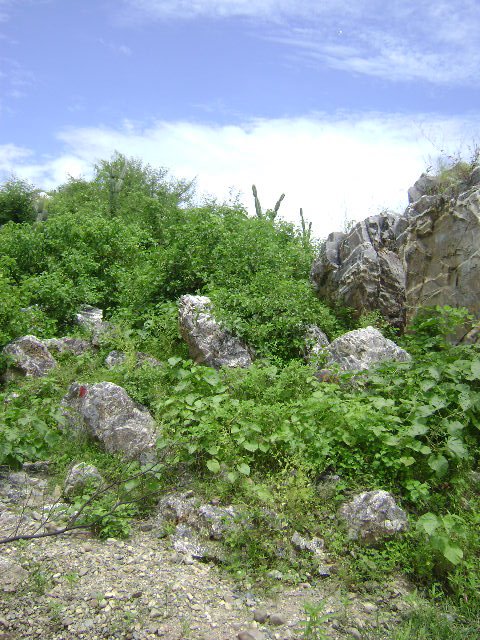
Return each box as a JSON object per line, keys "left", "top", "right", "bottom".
{"left": 1, "top": 113, "right": 479, "bottom": 238}
{"left": 120, "top": 0, "right": 480, "bottom": 85}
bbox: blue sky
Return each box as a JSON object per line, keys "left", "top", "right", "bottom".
{"left": 1, "top": 0, "right": 480, "bottom": 237}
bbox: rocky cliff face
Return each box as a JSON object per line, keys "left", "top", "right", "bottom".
{"left": 311, "top": 162, "right": 480, "bottom": 337}
{"left": 311, "top": 214, "right": 406, "bottom": 328}
{"left": 398, "top": 172, "right": 480, "bottom": 325}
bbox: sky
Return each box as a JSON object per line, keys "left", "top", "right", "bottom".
{"left": 1, "top": 0, "right": 480, "bottom": 238}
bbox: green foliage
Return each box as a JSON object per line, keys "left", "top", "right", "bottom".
{"left": 0, "top": 177, "right": 36, "bottom": 225}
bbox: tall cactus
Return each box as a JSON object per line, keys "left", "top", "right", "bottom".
{"left": 299, "top": 207, "right": 312, "bottom": 248}
{"left": 251, "top": 184, "right": 285, "bottom": 220}
{"left": 252, "top": 184, "right": 263, "bottom": 219}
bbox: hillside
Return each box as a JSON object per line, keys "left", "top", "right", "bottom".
{"left": 0, "top": 154, "right": 479, "bottom": 640}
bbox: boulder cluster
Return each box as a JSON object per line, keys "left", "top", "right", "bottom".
{"left": 311, "top": 165, "right": 480, "bottom": 337}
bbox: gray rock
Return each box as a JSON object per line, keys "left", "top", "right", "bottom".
{"left": 104, "top": 350, "right": 127, "bottom": 368}
{"left": 238, "top": 630, "right": 265, "bottom": 640}
{"left": 178, "top": 295, "right": 253, "bottom": 368}
{"left": 303, "top": 325, "right": 329, "bottom": 363}
{"left": 2, "top": 335, "right": 56, "bottom": 377}
{"left": 63, "top": 463, "right": 103, "bottom": 498}
{"left": 291, "top": 531, "right": 325, "bottom": 557}
{"left": 407, "top": 173, "right": 439, "bottom": 203}
{"left": 196, "top": 503, "right": 238, "bottom": 540}
{"left": 43, "top": 337, "right": 91, "bottom": 355}
{"left": 269, "top": 613, "right": 287, "bottom": 626}
{"left": 339, "top": 490, "right": 409, "bottom": 543}
{"left": 311, "top": 214, "right": 406, "bottom": 329}
{"left": 75, "top": 305, "right": 104, "bottom": 332}
{"left": 60, "top": 382, "right": 157, "bottom": 462}
{"left": 326, "top": 327, "right": 410, "bottom": 372}
{"left": 253, "top": 609, "right": 269, "bottom": 624}
{"left": 0, "top": 557, "right": 28, "bottom": 592}
{"left": 171, "top": 524, "right": 210, "bottom": 562}
{"left": 399, "top": 181, "right": 480, "bottom": 328}
{"left": 157, "top": 493, "right": 238, "bottom": 540}
{"left": 104, "top": 350, "right": 162, "bottom": 369}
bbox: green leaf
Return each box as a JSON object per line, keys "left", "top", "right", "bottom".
{"left": 124, "top": 479, "right": 139, "bottom": 492}
{"left": 442, "top": 544, "right": 464, "bottom": 565}
{"left": 446, "top": 437, "right": 467, "bottom": 459}
{"left": 417, "top": 512, "right": 439, "bottom": 536}
{"left": 206, "top": 459, "right": 220, "bottom": 473}
{"left": 428, "top": 454, "right": 449, "bottom": 477}
{"left": 399, "top": 456, "right": 416, "bottom": 467}
{"left": 243, "top": 441, "right": 259, "bottom": 452}
{"left": 470, "top": 359, "right": 480, "bottom": 380}
{"left": 237, "top": 462, "right": 250, "bottom": 476}
{"left": 167, "top": 356, "right": 182, "bottom": 366}
{"left": 445, "top": 420, "right": 465, "bottom": 435}
{"left": 226, "top": 471, "right": 238, "bottom": 483}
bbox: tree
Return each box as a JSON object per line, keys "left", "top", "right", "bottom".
{"left": 0, "top": 177, "right": 37, "bottom": 225}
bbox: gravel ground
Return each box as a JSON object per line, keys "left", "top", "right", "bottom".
{"left": 0, "top": 523, "right": 413, "bottom": 640}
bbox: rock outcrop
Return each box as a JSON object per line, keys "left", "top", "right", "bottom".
{"left": 178, "top": 295, "right": 253, "bottom": 369}
{"left": 311, "top": 214, "right": 406, "bottom": 329}
{"left": 2, "top": 335, "right": 57, "bottom": 378}
{"left": 311, "top": 163, "right": 480, "bottom": 335}
{"left": 339, "top": 490, "right": 408, "bottom": 543}
{"left": 61, "top": 382, "right": 157, "bottom": 462}
{"left": 326, "top": 327, "right": 410, "bottom": 372}
{"left": 398, "top": 178, "right": 480, "bottom": 325}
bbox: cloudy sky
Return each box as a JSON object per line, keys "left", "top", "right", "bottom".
{"left": 1, "top": 0, "right": 479, "bottom": 237}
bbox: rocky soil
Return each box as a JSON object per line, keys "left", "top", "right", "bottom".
{"left": 0, "top": 469, "right": 415, "bottom": 640}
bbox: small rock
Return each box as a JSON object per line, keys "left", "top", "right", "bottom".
{"left": 238, "top": 630, "right": 265, "bottom": 640}
{"left": 253, "top": 610, "right": 269, "bottom": 624}
{"left": 269, "top": 613, "right": 287, "bottom": 626}
{"left": 346, "top": 628, "right": 362, "bottom": 640}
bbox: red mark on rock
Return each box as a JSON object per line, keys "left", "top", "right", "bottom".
{"left": 78, "top": 385, "right": 88, "bottom": 398}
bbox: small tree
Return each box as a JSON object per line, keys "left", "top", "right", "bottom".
{"left": 0, "top": 177, "right": 37, "bottom": 225}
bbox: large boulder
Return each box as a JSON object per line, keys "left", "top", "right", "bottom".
{"left": 2, "top": 335, "right": 57, "bottom": 378}
{"left": 339, "top": 490, "right": 409, "bottom": 543}
{"left": 311, "top": 214, "right": 406, "bottom": 329}
{"left": 398, "top": 175, "right": 480, "bottom": 326}
{"left": 61, "top": 382, "right": 157, "bottom": 462}
{"left": 178, "top": 295, "right": 253, "bottom": 369}
{"left": 326, "top": 326, "right": 410, "bottom": 372}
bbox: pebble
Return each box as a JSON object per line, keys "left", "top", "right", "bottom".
{"left": 253, "top": 609, "right": 269, "bottom": 623}
{"left": 269, "top": 613, "right": 287, "bottom": 626}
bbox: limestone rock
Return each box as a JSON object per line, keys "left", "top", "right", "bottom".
{"left": 407, "top": 173, "right": 439, "bottom": 203}
{"left": 61, "top": 382, "right": 157, "bottom": 462}
{"left": 0, "top": 557, "right": 28, "bottom": 592}
{"left": 178, "top": 295, "right": 253, "bottom": 368}
{"left": 303, "top": 325, "right": 329, "bottom": 363}
{"left": 2, "top": 335, "right": 56, "bottom": 378}
{"left": 104, "top": 350, "right": 162, "bottom": 369}
{"left": 326, "top": 327, "right": 410, "bottom": 372}
{"left": 63, "top": 463, "right": 103, "bottom": 498}
{"left": 75, "top": 305, "right": 104, "bottom": 332}
{"left": 311, "top": 214, "right": 406, "bottom": 329}
{"left": 398, "top": 182, "right": 480, "bottom": 326}
{"left": 43, "top": 337, "right": 91, "bottom": 355}
{"left": 339, "top": 490, "right": 408, "bottom": 543}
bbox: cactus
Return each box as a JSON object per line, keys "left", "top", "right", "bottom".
{"left": 299, "top": 208, "right": 312, "bottom": 248}
{"left": 252, "top": 184, "right": 263, "bottom": 219}
{"left": 252, "top": 185, "right": 285, "bottom": 220}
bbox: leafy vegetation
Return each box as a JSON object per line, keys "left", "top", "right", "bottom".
{"left": 0, "top": 155, "right": 479, "bottom": 635}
